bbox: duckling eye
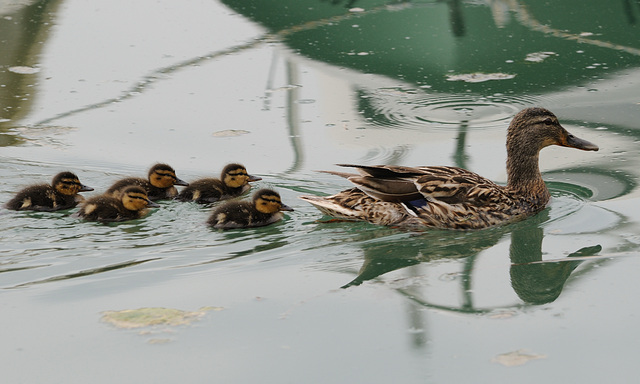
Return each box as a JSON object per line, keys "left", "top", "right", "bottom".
{"left": 542, "top": 118, "right": 554, "bottom": 125}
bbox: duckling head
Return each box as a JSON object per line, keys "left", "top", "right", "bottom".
{"left": 53, "top": 172, "right": 94, "bottom": 196}
{"left": 222, "top": 163, "right": 262, "bottom": 189}
{"left": 121, "top": 186, "right": 160, "bottom": 211}
{"left": 253, "top": 188, "right": 293, "bottom": 214}
{"left": 148, "top": 163, "right": 189, "bottom": 189}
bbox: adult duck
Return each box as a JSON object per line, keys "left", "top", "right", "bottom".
{"left": 299, "top": 108, "right": 599, "bottom": 229}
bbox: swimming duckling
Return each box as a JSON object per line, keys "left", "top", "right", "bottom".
{"left": 106, "top": 163, "right": 188, "bottom": 201}
{"left": 207, "top": 188, "right": 293, "bottom": 229}
{"left": 76, "top": 186, "right": 159, "bottom": 222}
{"left": 4, "top": 171, "right": 93, "bottom": 211}
{"left": 176, "top": 163, "right": 262, "bottom": 204}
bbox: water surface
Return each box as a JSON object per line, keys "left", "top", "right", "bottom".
{"left": 2, "top": 1, "right": 640, "bottom": 383}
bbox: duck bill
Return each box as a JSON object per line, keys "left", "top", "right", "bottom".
{"left": 80, "top": 184, "right": 94, "bottom": 192}
{"left": 174, "top": 178, "right": 189, "bottom": 186}
{"left": 565, "top": 133, "right": 599, "bottom": 151}
{"left": 280, "top": 204, "right": 294, "bottom": 212}
{"left": 147, "top": 199, "right": 161, "bottom": 208}
{"left": 248, "top": 174, "right": 262, "bottom": 182}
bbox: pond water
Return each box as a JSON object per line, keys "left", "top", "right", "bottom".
{"left": 2, "top": 0, "right": 640, "bottom": 382}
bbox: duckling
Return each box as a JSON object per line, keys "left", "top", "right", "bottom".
{"left": 105, "top": 163, "right": 188, "bottom": 201}
{"left": 176, "top": 163, "right": 262, "bottom": 204}
{"left": 207, "top": 188, "right": 293, "bottom": 229}
{"left": 4, "top": 171, "right": 93, "bottom": 211}
{"left": 76, "top": 185, "right": 159, "bottom": 222}
{"left": 300, "top": 107, "right": 599, "bottom": 229}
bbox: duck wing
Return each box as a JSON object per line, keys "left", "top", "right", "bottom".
{"left": 334, "top": 164, "right": 506, "bottom": 205}
{"left": 412, "top": 166, "right": 507, "bottom": 205}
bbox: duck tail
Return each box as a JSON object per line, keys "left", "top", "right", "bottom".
{"left": 298, "top": 195, "right": 364, "bottom": 221}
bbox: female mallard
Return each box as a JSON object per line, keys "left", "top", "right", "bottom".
{"left": 105, "top": 163, "right": 188, "bottom": 201}
{"left": 76, "top": 185, "right": 159, "bottom": 222}
{"left": 300, "top": 107, "right": 599, "bottom": 229}
{"left": 4, "top": 172, "right": 93, "bottom": 211}
{"left": 176, "top": 163, "right": 261, "bottom": 204}
{"left": 207, "top": 188, "right": 293, "bottom": 229}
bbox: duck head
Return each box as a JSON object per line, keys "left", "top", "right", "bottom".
{"left": 222, "top": 163, "right": 262, "bottom": 189}
{"left": 506, "top": 108, "right": 599, "bottom": 190}
{"left": 148, "top": 163, "right": 188, "bottom": 189}
{"left": 507, "top": 107, "right": 599, "bottom": 154}
{"left": 121, "top": 186, "right": 160, "bottom": 211}
{"left": 253, "top": 188, "right": 293, "bottom": 214}
{"left": 53, "top": 172, "right": 94, "bottom": 195}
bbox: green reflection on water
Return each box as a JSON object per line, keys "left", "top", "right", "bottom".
{"left": 223, "top": 0, "right": 640, "bottom": 94}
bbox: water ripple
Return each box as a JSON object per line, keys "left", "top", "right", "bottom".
{"left": 361, "top": 89, "right": 548, "bottom": 129}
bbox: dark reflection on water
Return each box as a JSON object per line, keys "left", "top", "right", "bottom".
{"left": 340, "top": 225, "right": 507, "bottom": 289}
{"left": 10, "top": 257, "right": 160, "bottom": 289}
{"left": 510, "top": 226, "right": 601, "bottom": 305}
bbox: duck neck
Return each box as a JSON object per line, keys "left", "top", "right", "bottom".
{"left": 506, "top": 145, "right": 549, "bottom": 202}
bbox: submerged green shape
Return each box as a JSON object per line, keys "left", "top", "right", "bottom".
{"left": 101, "top": 307, "right": 220, "bottom": 329}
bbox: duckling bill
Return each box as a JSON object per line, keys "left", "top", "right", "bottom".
{"left": 106, "top": 163, "right": 188, "bottom": 201}
{"left": 207, "top": 188, "right": 293, "bottom": 229}
{"left": 176, "top": 163, "right": 261, "bottom": 204}
{"left": 77, "top": 186, "right": 159, "bottom": 222}
{"left": 300, "top": 107, "right": 599, "bottom": 229}
{"left": 4, "top": 171, "right": 93, "bottom": 211}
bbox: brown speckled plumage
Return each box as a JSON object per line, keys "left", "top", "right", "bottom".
{"left": 77, "top": 186, "right": 159, "bottom": 222}
{"left": 300, "top": 108, "right": 599, "bottom": 229}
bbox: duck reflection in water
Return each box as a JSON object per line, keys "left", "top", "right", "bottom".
{"left": 509, "top": 224, "right": 601, "bottom": 305}
{"left": 341, "top": 211, "right": 601, "bottom": 306}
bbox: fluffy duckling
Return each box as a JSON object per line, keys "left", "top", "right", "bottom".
{"left": 207, "top": 188, "right": 293, "bottom": 229}
{"left": 176, "top": 163, "right": 262, "bottom": 204}
{"left": 106, "top": 163, "right": 188, "bottom": 201}
{"left": 76, "top": 186, "right": 159, "bottom": 222}
{"left": 4, "top": 171, "right": 93, "bottom": 211}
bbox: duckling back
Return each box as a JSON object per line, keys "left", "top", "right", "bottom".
{"left": 78, "top": 186, "right": 158, "bottom": 222}
{"left": 207, "top": 201, "right": 257, "bottom": 229}
{"left": 176, "top": 178, "right": 227, "bottom": 203}
{"left": 106, "top": 163, "right": 188, "bottom": 201}
{"left": 176, "top": 163, "right": 261, "bottom": 204}
{"left": 106, "top": 177, "right": 154, "bottom": 198}
{"left": 207, "top": 188, "right": 292, "bottom": 229}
